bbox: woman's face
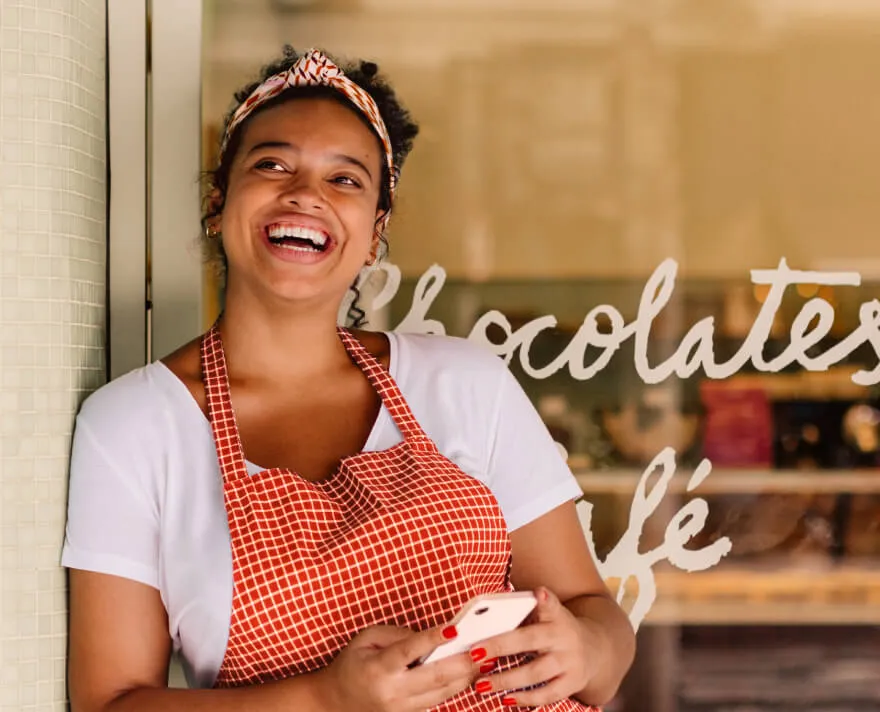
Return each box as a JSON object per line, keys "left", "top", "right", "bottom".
{"left": 219, "top": 96, "right": 384, "bottom": 312}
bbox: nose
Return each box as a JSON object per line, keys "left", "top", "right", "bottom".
{"left": 279, "top": 172, "right": 324, "bottom": 211}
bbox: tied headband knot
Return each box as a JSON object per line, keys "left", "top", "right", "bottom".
{"left": 220, "top": 49, "right": 398, "bottom": 232}
{"left": 292, "top": 50, "right": 345, "bottom": 83}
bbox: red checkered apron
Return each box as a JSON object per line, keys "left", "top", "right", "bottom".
{"left": 203, "top": 325, "right": 596, "bottom": 710}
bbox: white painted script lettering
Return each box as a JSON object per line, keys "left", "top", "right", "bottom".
{"left": 373, "top": 257, "right": 880, "bottom": 385}
{"left": 576, "top": 449, "right": 731, "bottom": 631}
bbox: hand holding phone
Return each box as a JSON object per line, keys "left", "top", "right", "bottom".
{"left": 417, "top": 591, "right": 537, "bottom": 666}
{"left": 319, "top": 623, "right": 479, "bottom": 712}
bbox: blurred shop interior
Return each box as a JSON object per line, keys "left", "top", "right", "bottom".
{"left": 196, "top": 1, "right": 880, "bottom": 710}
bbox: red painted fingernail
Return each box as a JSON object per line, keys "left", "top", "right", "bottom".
{"left": 479, "top": 659, "right": 497, "bottom": 674}
{"left": 502, "top": 696, "right": 517, "bottom": 706}
{"left": 470, "top": 647, "right": 487, "bottom": 662}
{"left": 442, "top": 625, "right": 457, "bottom": 640}
{"left": 475, "top": 680, "right": 493, "bottom": 694}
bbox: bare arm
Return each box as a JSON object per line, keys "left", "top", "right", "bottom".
{"left": 68, "top": 570, "right": 328, "bottom": 712}
{"left": 508, "top": 501, "right": 636, "bottom": 706}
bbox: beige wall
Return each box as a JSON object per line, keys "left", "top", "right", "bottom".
{"left": 0, "top": 1, "right": 107, "bottom": 709}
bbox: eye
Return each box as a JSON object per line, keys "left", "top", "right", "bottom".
{"left": 254, "top": 159, "right": 285, "bottom": 172}
{"left": 331, "top": 175, "right": 363, "bottom": 188}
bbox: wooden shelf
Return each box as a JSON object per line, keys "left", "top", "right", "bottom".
{"left": 612, "top": 560, "right": 880, "bottom": 626}
{"left": 643, "top": 599, "right": 880, "bottom": 626}
{"left": 576, "top": 469, "right": 880, "bottom": 495}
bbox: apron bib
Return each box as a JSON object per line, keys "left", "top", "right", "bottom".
{"left": 202, "top": 324, "right": 595, "bottom": 711}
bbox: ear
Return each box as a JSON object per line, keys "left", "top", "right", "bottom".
{"left": 203, "top": 190, "right": 225, "bottom": 241}
{"left": 205, "top": 187, "right": 224, "bottom": 223}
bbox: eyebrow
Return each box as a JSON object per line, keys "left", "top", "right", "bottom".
{"left": 246, "top": 141, "right": 375, "bottom": 182}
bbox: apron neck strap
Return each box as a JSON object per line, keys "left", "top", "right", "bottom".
{"left": 201, "top": 323, "right": 249, "bottom": 480}
{"left": 336, "top": 327, "right": 433, "bottom": 446}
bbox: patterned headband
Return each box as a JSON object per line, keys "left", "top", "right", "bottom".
{"left": 221, "top": 49, "right": 398, "bottom": 232}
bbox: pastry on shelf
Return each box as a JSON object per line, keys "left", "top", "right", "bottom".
{"left": 687, "top": 493, "right": 837, "bottom": 559}
{"left": 601, "top": 396, "right": 700, "bottom": 466}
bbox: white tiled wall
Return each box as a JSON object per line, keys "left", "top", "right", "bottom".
{"left": 0, "top": 1, "right": 107, "bottom": 710}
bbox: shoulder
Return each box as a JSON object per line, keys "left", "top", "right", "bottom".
{"left": 384, "top": 332, "right": 513, "bottom": 449}
{"left": 389, "top": 332, "right": 507, "bottom": 381}
{"left": 63, "top": 361, "right": 201, "bottom": 591}
{"left": 80, "top": 333, "right": 203, "bottom": 432}
{"left": 76, "top": 360, "right": 187, "bottom": 445}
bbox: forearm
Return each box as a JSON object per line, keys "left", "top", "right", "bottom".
{"left": 93, "top": 668, "right": 331, "bottom": 712}
{"left": 564, "top": 594, "right": 636, "bottom": 707}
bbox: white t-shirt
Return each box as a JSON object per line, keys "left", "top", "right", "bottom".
{"left": 61, "top": 332, "right": 583, "bottom": 689}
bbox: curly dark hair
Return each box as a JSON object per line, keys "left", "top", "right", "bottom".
{"left": 202, "top": 46, "right": 419, "bottom": 327}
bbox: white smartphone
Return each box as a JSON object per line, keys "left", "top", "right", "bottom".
{"left": 417, "top": 591, "right": 538, "bottom": 666}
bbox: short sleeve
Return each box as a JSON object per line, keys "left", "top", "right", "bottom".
{"left": 61, "top": 417, "right": 160, "bottom": 589}
{"left": 483, "top": 365, "right": 584, "bottom": 532}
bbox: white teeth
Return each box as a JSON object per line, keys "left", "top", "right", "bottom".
{"left": 267, "top": 224, "right": 328, "bottom": 247}
{"left": 277, "top": 243, "right": 320, "bottom": 253}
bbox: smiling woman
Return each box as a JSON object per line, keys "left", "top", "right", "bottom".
{"left": 200, "top": 50, "right": 416, "bottom": 327}
{"left": 211, "top": 97, "right": 387, "bottom": 311}
{"left": 61, "top": 46, "right": 635, "bottom": 712}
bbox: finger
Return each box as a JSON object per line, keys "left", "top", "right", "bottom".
{"left": 473, "top": 652, "right": 563, "bottom": 698}
{"left": 409, "top": 677, "right": 474, "bottom": 712}
{"left": 493, "top": 674, "right": 577, "bottom": 708}
{"left": 469, "top": 621, "right": 554, "bottom": 663}
{"left": 410, "top": 650, "right": 476, "bottom": 688}
{"left": 353, "top": 624, "right": 415, "bottom": 651}
{"left": 406, "top": 653, "right": 476, "bottom": 709}
{"left": 532, "top": 586, "right": 563, "bottom": 623}
{"left": 388, "top": 621, "right": 460, "bottom": 669}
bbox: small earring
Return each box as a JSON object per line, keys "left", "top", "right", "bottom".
{"left": 205, "top": 223, "right": 221, "bottom": 240}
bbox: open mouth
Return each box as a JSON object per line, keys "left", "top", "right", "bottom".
{"left": 266, "top": 224, "right": 331, "bottom": 253}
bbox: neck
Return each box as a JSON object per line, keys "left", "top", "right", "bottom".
{"left": 217, "top": 289, "right": 352, "bottom": 385}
